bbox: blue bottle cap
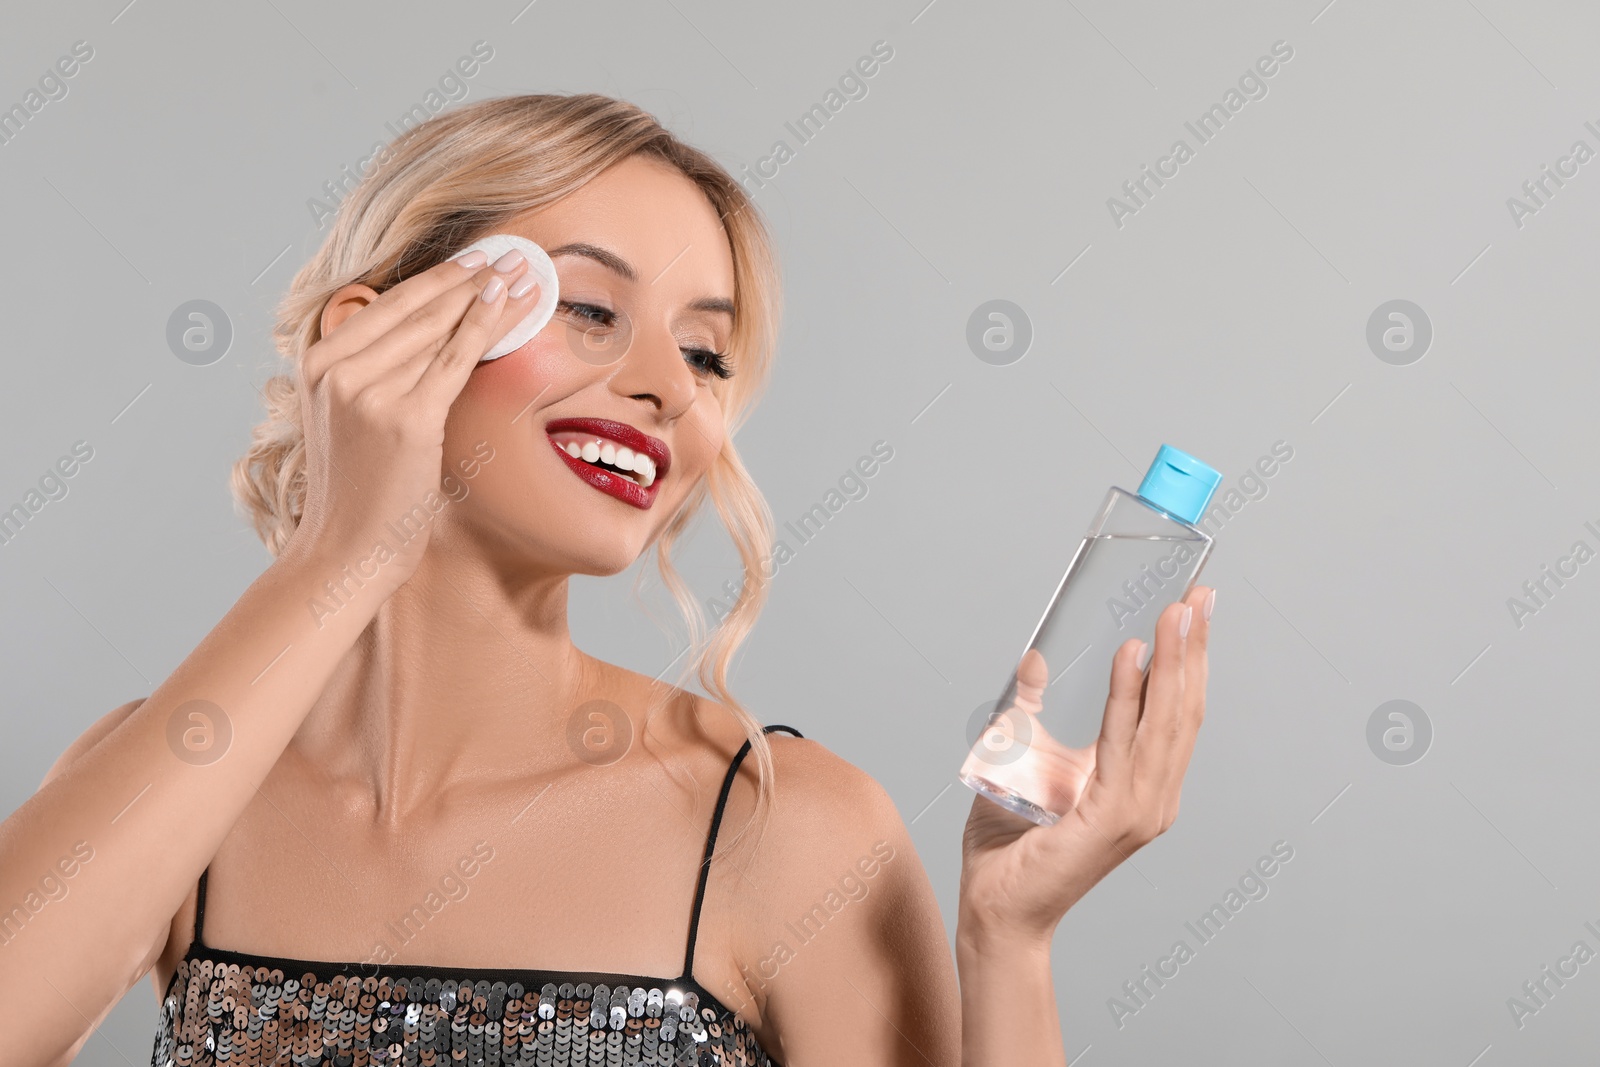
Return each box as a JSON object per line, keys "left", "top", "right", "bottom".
{"left": 1136, "top": 444, "right": 1222, "bottom": 525}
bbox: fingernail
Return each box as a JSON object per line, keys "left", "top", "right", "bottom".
{"left": 1136, "top": 641, "right": 1152, "bottom": 671}
{"left": 1204, "top": 587, "right": 1216, "bottom": 621}
{"left": 481, "top": 275, "right": 506, "bottom": 303}
{"left": 1179, "top": 604, "right": 1193, "bottom": 640}
{"left": 456, "top": 250, "right": 488, "bottom": 269}
{"left": 492, "top": 249, "right": 525, "bottom": 273}
{"left": 508, "top": 274, "right": 539, "bottom": 299}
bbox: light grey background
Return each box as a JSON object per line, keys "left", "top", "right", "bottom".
{"left": 3, "top": 0, "right": 1597, "bottom": 1063}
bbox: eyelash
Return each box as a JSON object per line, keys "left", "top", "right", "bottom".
{"left": 559, "top": 301, "right": 733, "bottom": 381}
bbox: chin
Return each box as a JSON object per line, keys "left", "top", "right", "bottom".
{"left": 567, "top": 548, "right": 646, "bottom": 578}
{"left": 532, "top": 530, "right": 651, "bottom": 579}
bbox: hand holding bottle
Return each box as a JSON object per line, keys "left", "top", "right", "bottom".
{"left": 958, "top": 584, "right": 1214, "bottom": 944}
{"left": 968, "top": 647, "right": 1099, "bottom": 818}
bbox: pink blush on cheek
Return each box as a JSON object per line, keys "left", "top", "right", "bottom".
{"left": 465, "top": 337, "right": 567, "bottom": 414}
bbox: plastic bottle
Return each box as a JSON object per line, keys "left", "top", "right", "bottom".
{"left": 959, "top": 444, "right": 1223, "bottom": 826}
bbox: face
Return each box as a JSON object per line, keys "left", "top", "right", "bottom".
{"left": 439, "top": 155, "right": 738, "bottom": 576}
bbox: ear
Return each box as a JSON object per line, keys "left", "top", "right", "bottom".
{"left": 320, "top": 282, "right": 382, "bottom": 341}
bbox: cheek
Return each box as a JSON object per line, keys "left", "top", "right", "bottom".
{"left": 682, "top": 399, "right": 727, "bottom": 474}
{"left": 461, "top": 331, "right": 573, "bottom": 415}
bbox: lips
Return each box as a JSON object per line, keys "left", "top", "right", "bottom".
{"left": 545, "top": 416, "right": 672, "bottom": 510}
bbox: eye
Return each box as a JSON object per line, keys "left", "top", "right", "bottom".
{"left": 683, "top": 346, "right": 733, "bottom": 380}
{"left": 560, "top": 300, "right": 732, "bottom": 379}
{"left": 558, "top": 300, "right": 616, "bottom": 328}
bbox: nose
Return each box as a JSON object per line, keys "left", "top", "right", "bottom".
{"left": 605, "top": 322, "right": 697, "bottom": 419}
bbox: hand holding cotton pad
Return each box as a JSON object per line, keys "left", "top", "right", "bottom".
{"left": 453, "top": 233, "right": 560, "bottom": 361}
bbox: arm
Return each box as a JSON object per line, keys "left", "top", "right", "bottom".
{"left": 956, "top": 929, "right": 1062, "bottom": 1065}
{"left": 0, "top": 549, "right": 387, "bottom": 1065}
{"left": 0, "top": 248, "right": 541, "bottom": 1065}
{"left": 32, "top": 697, "right": 150, "bottom": 1067}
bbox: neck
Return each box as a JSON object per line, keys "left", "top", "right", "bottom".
{"left": 292, "top": 545, "right": 601, "bottom": 826}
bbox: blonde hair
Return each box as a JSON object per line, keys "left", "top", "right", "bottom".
{"left": 231, "top": 93, "right": 784, "bottom": 848}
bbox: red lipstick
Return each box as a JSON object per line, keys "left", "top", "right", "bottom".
{"left": 545, "top": 417, "right": 671, "bottom": 510}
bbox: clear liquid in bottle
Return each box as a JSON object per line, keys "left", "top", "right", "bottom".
{"left": 960, "top": 444, "right": 1223, "bottom": 826}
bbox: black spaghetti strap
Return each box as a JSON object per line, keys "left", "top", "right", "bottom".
{"left": 681, "top": 724, "right": 803, "bottom": 980}
{"left": 193, "top": 865, "right": 210, "bottom": 945}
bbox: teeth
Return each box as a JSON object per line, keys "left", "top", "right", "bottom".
{"left": 554, "top": 433, "right": 659, "bottom": 489}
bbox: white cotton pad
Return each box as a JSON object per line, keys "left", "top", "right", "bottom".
{"left": 453, "top": 233, "right": 560, "bottom": 361}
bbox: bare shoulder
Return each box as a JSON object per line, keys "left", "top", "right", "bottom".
{"left": 766, "top": 733, "right": 918, "bottom": 899}
{"left": 693, "top": 704, "right": 957, "bottom": 1060}
{"left": 759, "top": 728, "right": 903, "bottom": 836}
{"left": 643, "top": 691, "right": 958, "bottom": 1060}
{"left": 39, "top": 696, "right": 148, "bottom": 789}
{"left": 639, "top": 682, "right": 919, "bottom": 896}
{"left": 683, "top": 700, "right": 922, "bottom": 909}
{"left": 678, "top": 694, "right": 906, "bottom": 850}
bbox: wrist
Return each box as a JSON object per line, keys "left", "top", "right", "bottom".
{"left": 955, "top": 918, "right": 1063, "bottom": 1067}
{"left": 955, "top": 910, "right": 1054, "bottom": 964}
{"left": 270, "top": 538, "right": 394, "bottom": 620}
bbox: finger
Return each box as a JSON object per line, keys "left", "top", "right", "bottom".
{"left": 1164, "top": 586, "right": 1213, "bottom": 791}
{"left": 335, "top": 256, "right": 532, "bottom": 394}
{"left": 1092, "top": 636, "right": 1150, "bottom": 789}
{"left": 409, "top": 273, "right": 547, "bottom": 404}
{"left": 1014, "top": 647, "right": 1048, "bottom": 709}
{"left": 1183, "top": 586, "right": 1212, "bottom": 724}
{"left": 396, "top": 271, "right": 544, "bottom": 396}
{"left": 303, "top": 250, "right": 492, "bottom": 389}
{"left": 1131, "top": 598, "right": 1191, "bottom": 777}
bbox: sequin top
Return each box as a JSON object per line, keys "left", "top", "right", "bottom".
{"left": 149, "top": 725, "right": 802, "bottom": 1067}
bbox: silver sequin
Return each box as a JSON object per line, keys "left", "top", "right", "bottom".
{"left": 149, "top": 954, "right": 773, "bottom": 1067}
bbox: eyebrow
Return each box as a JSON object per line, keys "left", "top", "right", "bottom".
{"left": 546, "top": 242, "right": 735, "bottom": 319}
{"left": 546, "top": 242, "right": 637, "bottom": 281}
{"left": 689, "top": 296, "right": 736, "bottom": 317}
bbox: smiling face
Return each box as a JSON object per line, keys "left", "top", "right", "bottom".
{"left": 439, "top": 153, "right": 739, "bottom": 577}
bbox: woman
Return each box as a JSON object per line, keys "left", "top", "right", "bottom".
{"left": 0, "top": 93, "right": 1213, "bottom": 1066}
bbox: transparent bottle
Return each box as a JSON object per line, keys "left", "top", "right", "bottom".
{"left": 959, "top": 444, "right": 1223, "bottom": 826}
